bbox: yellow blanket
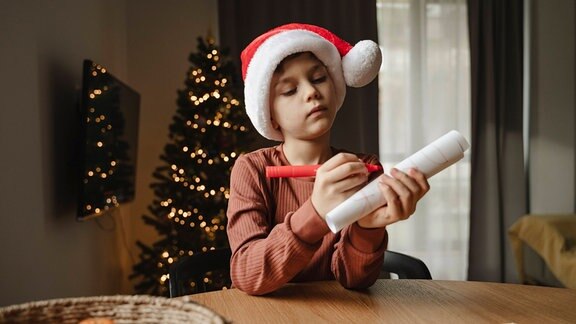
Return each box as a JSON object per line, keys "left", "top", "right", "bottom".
{"left": 508, "top": 214, "right": 576, "bottom": 289}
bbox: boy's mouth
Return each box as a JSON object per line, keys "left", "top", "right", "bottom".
{"left": 307, "top": 106, "right": 327, "bottom": 116}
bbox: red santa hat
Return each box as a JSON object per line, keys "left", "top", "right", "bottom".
{"left": 241, "top": 23, "right": 382, "bottom": 141}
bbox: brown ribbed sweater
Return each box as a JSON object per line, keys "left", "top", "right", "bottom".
{"left": 226, "top": 145, "right": 388, "bottom": 295}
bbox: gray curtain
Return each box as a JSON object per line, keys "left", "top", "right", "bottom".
{"left": 467, "top": 0, "right": 526, "bottom": 282}
{"left": 218, "top": 0, "right": 379, "bottom": 156}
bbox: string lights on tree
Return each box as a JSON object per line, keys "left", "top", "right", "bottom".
{"left": 130, "top": 36, "right": 255, "bottom": 296}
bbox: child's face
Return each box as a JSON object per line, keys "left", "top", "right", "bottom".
{"left": 269, "top": 52, "right": 338, "bottom": 141}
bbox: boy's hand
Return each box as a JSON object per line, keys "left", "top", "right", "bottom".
{"left": 311, "top": 153, "right": 370, "bottom": 219}
{"left": 357, "top": 168, "right": 430, "bottom": 229}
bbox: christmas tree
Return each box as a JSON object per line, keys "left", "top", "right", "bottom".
{"left": 131, "top": 36, "right": 255, "bottom": 296}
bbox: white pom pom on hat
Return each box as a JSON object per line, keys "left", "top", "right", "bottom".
{"left": 241, "top": 23, "right": 382, "bottom": 141}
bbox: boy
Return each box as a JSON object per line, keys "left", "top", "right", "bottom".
{"left": 227, "top": 23, "right": 429, "bottom": 295}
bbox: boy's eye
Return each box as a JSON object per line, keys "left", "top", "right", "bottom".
{"left": 312, "top": 75, "right": 327, "bottom": 83}
{"left": 281, "top": 88, "right": 297, "bottom": 96}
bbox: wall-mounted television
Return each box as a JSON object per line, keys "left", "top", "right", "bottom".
{"left": 77, "top": 59, "right": 140, "bottom": 220}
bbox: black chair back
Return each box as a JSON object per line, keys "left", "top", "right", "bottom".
{"left": 169, "top": 248, "right": 431, "bottom": 297}
{"left": 169, "top": 247, "right": 232, "bottom": 298}
{"left": 382, "top": 250, "right": 432, "bottom": 279}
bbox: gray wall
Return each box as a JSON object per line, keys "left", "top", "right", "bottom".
{"left": 529, "top": 0, "right": 575, "bottom": 213}
{"left": 0, "top": 0, "right": 218, "bottom": 306}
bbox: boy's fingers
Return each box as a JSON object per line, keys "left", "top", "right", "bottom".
{"left": 319, "top": 153, "right": 361, "bottom": 171}
{"left": 391, "top": 168, "right": 421, "bottom": 195}
{"left": 380, "top": 182, "right": 403, "bottom": 221}
{"left": 380, "top": 174, "right": 411, "bottom": 202}
{"left": 408, "top": 168, "right": 430, "bottom": 194}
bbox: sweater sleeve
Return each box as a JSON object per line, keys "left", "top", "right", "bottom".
{"left": 226, "top": 156, "right": 324, "bottom": 295}
{"left": 331, "top": 153, "right": 388, "bottom": 289}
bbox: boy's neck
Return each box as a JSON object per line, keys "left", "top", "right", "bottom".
{"left": 282, "top": 136, "right": 333, "bottom": 165}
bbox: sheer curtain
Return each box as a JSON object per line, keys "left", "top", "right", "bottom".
{"left": 376, "top": 0, "right": 471, "bottom": 280}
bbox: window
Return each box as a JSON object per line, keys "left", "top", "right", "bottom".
{"left": 377, "top": 0, "right": 471, "bottom": 280}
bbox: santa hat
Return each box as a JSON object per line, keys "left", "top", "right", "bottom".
{"left": 241, "top": 23, "right": 382, "bottom": 141}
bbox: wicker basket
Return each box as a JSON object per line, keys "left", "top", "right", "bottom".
{"left": 0, "top": 295, "right": 228, "bottom": 323}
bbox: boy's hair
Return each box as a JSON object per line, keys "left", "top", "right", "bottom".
{"left": 273, "top": 52, "right": 308, "bottom": 74}
{"left": 241, "top": 23, "right": 382, "bottom": 142}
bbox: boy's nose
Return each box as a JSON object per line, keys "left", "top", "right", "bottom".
{"left": 304, "top": 83, "right": 321, "bottom": 101}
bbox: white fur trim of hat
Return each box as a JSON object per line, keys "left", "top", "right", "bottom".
{"left": 241, "top": 23, "right": 382, "bottom": 141}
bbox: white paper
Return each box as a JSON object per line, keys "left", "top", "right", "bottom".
{"left": 325, "top": 130, "right": 470, "bottom": 233}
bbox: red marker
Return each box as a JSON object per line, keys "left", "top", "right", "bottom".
{"left": 266, "top": 164, "right": 383, "bottom": 178}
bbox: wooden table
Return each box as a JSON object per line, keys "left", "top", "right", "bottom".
{"left": 180, "top": 279, "right": 576, "bottom": 323}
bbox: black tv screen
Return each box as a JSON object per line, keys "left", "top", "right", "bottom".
{"left": 77, "top": 59, "right": 140, "bottom": 220}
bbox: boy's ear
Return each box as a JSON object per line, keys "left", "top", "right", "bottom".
{"left": 271, "top": 118, "right": 280, "bottom": 130}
